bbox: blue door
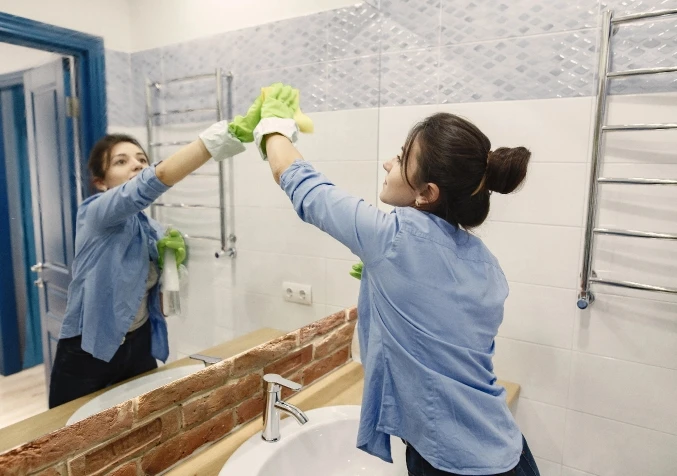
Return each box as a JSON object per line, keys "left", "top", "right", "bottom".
{"left": 24, "top": 59, "right": 77, "bottom": 385}
{"left": 0, "top": 80, "right": 42, "bottom": 375}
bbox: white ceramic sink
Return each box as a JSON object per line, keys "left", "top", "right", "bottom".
{"left": 219, "top": 405, "right": 407, "bottom": 476}
{"left": 66, "top": 364, "right": 204, "bottom": 425}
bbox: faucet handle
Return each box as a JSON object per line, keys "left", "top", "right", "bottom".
{"left": 264, "top": 374, "right": 302, "bottom": 392}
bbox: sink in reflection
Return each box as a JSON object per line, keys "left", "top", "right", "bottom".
{"left": 66, "top": 364, "right": 203, "bottom": 425}
{"left": 220, "top": 405, "right": 407, "bottom": 476}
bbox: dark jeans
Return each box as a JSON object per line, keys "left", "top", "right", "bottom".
{"left": 406, "top": 436, "right": 540, "bottom": 476}
{"left": 49, "top": 319, "right": 158, "bottom": 408}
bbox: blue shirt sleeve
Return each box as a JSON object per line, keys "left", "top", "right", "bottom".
{"left": 280, "top": 160, "right": 398, "bottom": 265}
{"left": 84, "top": 164, "right": 170, "bottom": 230}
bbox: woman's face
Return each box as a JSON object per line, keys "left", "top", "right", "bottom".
{"left": 95, "top": 142, "right": 149, "bottom": 191}
{"left": 379, "top": 140, "right": 421, "bottom": 207}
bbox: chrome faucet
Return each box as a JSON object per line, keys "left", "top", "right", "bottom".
{"left": 262, "top": 374, "right": 309, "bottom": 442}
{"left": 189, "top": 354, "right": 222, "bottom": 367}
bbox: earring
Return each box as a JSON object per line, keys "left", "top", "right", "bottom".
{"left": 415, "top": 200, "right": 420, "bottom": 207}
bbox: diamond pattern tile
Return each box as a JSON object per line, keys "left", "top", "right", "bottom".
{"left": 380, "top": 0, "right": 441, "bottom": 52}
{"left": 380, "top": 48, "right": 439, "bottom": 106}
{"left": 131, "top": 48, "right": 162, "bottom": 127}
{"left": 232, "top": 12, "right": 327, "bottom": 74}
{"left": 328, "top": 3, "right": 381, "bottom": 59}
{"left": 233, "top": 63, "right": 327, "bottom": 116}
{"left": 439, "top": 30, "right": 597, "bottom": 102}
{"left": 327, "top": 55, "right": 380, "bottom": 109}
{"left": 114, "top": 0, "right": 677, "bottom": 128}
{"left": 441, "top": 0, "right": 599, "bottom": 45}
{"left": 105, "top": 49, "right": 133, "bottom": 127}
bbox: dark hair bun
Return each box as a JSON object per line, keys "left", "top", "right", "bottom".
{"left": 485, "top": 147, "right": 531, "bottom": 194}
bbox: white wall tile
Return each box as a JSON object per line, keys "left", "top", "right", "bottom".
{"left": 300, "top": 109, "right": 379, "bottom": 162}
{"left": 493, "top": 338, "right": 572, "bottom": 407}
{"left": 515, "top": 398, "right": 567, "bottom": 463}
{"left": 234, "top": 206, "right": 332, "bottom": 257}
{"left": 500, "top": 283, "right": 576, "bottom": 349}
{"left": 326, "top": 258, "right": 361, "bottom": 308}
{"left": 377, "top": 104, "right": 440, "bottom": 162}
{"left": 325, "top": 305, "right": 345, "bottom": 315}
{"left": 232, "top": 149, "right": 292, "bottom": 209}
{"left": 232, "top": 249, "right": 327, "bottom": 303}
{"left": 568, "top": 352, "right": 677, "bottom": 435}
{"left": 574, "top": 293, "right": 677, "bottom": 370}
{"left": 488, "top": 163, "right": 588, "bottom": 227}
{"left": 535, "top": 458, "right": 562, "bottom": 476}
{"left": 226, "top": 291, "right": 328, "bottom": 333}
{"left": 311, "top": 161, "right": 379, "bottom": 206}
{"left": 477, "top": 221, "right": 582, "bottom": 290}
{"left": 563, "top": 410, "right": 677, "bottom": 476}
{"left": 437, "top": 98, "right": 594, "bottom": 164}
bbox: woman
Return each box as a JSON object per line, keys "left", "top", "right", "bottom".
{"left": 247, "top": 85, "right": 540, "bottom": 475}
{"left": 48, "top": 120, "right": 247, "bottom": 408}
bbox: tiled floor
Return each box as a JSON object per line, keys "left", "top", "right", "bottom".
{"left": 0, "top": 365, "right": 48, "bottom": 430}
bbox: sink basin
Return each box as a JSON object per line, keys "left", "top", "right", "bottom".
{"left": 220, "top": 405, "right": 407, "bottom": 476}
{"left": 66, "top": 364, "right": 204, "bottom": 425}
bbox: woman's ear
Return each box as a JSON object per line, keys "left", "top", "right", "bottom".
{"left": 417, "top": 182, "right": 440, "bottom": 206}
{"left": 93, "top": 178, "right": 107, "bottom": 192}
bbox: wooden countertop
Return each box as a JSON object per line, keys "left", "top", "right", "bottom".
{"left": 0, "top": 328, "right": 287, "bottom": 454}
{"left": 167, "top": 362, "right": 521, "bottom": 476}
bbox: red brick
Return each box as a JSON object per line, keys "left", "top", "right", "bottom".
{"left": 263, "top": 345, "right": 313, "bottom": 377}
{"left": 68, "top": 419, "right": 161, "bottom": 476}
{"left": 235, "top": 393, "right": 266, "bottom": 425}
{"left": 136, "top": 361, "right": 231, "bottom": 420}
{"left": 347, "top": 306, "right": 358, "bottom": 321}
{"left": 108, "top": 460, "right": 138, "bottom": 476}
{"left": 141, "top": 409, "right": 235, "bottom": 474}
{"left": 302, "top": 346, "right": 350, "bottom": 386}
{"left": 182, "top": 374, "right": 261, "bottom": 428}
{"left": 314, "top": 322, "right": 356, "bottom": 359}
{"left": 0, "top": 401, "right": 134, "bottom": 475}
{"left": 157, "top": 407, "right": 182, "bottom": 442}
{"left": 299, "top": 310, "right": 346, "bottom": 344}
{"left": 231, "top": 332, "right": 299, "bottom": 378}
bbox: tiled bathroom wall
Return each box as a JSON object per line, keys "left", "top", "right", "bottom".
{"left": 105, "top": 0, "right": 677, "bottom": 127}
{"left": 99, "top": 1, "right": 677, "bottom": 475}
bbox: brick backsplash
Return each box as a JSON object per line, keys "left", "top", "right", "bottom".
{"left": 0, "top": 308, "right": 358, "bottom": 476}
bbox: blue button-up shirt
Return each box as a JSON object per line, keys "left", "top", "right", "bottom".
{"left": 281, "top": 161, "right": 522, "bottom": 474}
{"left": 60, "top": 165, "right": 170, "bottom": 363}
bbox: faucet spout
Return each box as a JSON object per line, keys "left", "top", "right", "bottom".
{"left": 261, "top": 374, "right": 309, "bottom": 442}
{"left": 275, "top": 400, "right": 309, "bottom": 425}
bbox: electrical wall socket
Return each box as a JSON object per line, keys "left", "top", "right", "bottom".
{"left": 283, "top": 282, "right": 312, "bottom": 305}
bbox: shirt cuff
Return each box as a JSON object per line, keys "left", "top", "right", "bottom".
{"left": 145, "top": 163, "right": 172, "bottom": 194}
{"left": 279, "top": 160, "right": 312, "bottom": 189}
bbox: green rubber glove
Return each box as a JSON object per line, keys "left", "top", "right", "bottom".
{"left": 228, "top": 95, "right": 263, "bottom": 143}
{"left": 260, "top": 83, "right": 297, "bottom": 120}
{"left": 349, "top": 262, "right": 363, "bottom": 280}
{"left": 157, "top": 229, "right": 186, "bottom": 270}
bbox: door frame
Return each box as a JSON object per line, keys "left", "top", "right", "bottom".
{"left": 0, "top": 12, "right": 107, "bottom": 182}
